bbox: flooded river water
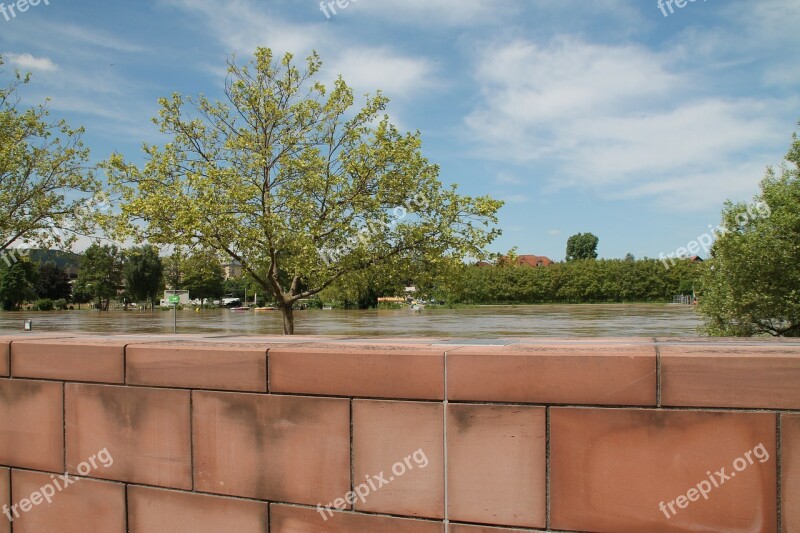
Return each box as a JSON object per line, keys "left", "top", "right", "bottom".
{"left": 0, "top": 304, "right": 701, "bottom": 338}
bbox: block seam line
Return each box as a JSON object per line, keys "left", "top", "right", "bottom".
{"left": 190, "top": 390, "right": 195, "bottom": 491}
{"left": 124, "top": 482, "right": 130, "bottom": 533}
{"left": 350, "top": 398, "right": 354, "bottom": 509}
{"left": 123, "top": 343, "right": 129, "bottom": 385}
{"left": 265, "top": 347, "right": 270, "bottom": 393}
{"left": 265, "top": 499, "right": 270, "bottom": 533}
{"left": 8, "top": 466, "right": 12, "bottom": 533}
{"left": 62, "top": 382, "right": 67, "bottom": 473}
{"left": 3, "top": 340, "right": 11, "bottom": 379}
{"left": 7, "top": 340, "right": 15, "bottom": 378}
{"left": 777, "top": 414, "right": 782, "bottom": 532}
{"left": 546, "top": 406, "right": 551, "bottom": 530}
{"left": 443, "top": 348, "right": 449, "bottom": 527}
{"left": 653, "top": 338, "right": 662, "bottom": 408}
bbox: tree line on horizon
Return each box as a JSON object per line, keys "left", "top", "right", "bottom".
{"left": 0, "top": 244, "right": 255, "bottom": 312}
{"left": 445, "top": 257, "right": 701, "bottom": 306}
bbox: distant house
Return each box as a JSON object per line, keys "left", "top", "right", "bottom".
{"left": 515, "top": 255, "right": 554, "bottom": 267}
{"left": 222, "top": 261, "right": 243, "bottom": 279}
{"left": 689, "top": 256, "right": 704, "bottom": 263}
{"left": 475, "top": 255, "right": 554, "bottom": 268}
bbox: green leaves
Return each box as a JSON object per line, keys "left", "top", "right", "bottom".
{"left": 124, "top": 245, "right": 164, "bottom": 305}
{"left": 74, "top": 243, "right": 124, "bottom": 311}
{"left": 0, "top": 55, "right": 100, "bottom": 253}
{"left": 699, "top": 122, "right": 800, "bottom": 336}
{"left": 0, "top": 259, "right": 37, "bottom": 310}
{"left": 103, "top": 48, "right": 503, "bottom": 333}
{"left": 565, "top": 233, "right": 599, "bottom": 261}
{"left": 445, "top": 258, "right": 702, "bottom": 305}
{"left": 182, "top": 250, "right": 225, "bottom": 302}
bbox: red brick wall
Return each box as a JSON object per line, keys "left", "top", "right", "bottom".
{"left": 0, "top": 335, "right": 798, "bottom": 532}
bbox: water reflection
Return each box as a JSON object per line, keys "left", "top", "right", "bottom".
{"left": 0, "top": 304, "right": 701, "bottom": 338}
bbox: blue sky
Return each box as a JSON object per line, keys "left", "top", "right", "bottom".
{"left": 1, "top": 0, "right": 798, "bottom": 260}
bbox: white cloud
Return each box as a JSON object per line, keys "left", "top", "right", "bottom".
{"left": 495, "top": 172, "right": 525, "bottom": 185}
{"left": 326, "top": 47, "right": 435, "bottom": 99}
{"left": 466, "top": 37, "right": 792, "bottom": 210}
{"left": 467, "top": 37, "right": 679, "bottom": 161}
{"left": 608, "top": 161, "right": 775, "bottom": 212}
{"left": 730, "top": 0, "right": 800, "bottom": 47}
{"left": 166, "top": 0, "right": 436, "bottom": 99}
{"left": 3, "top": 52, "right": 57, "bottom": 72}
{"left": 165, "top": 0, "right": 328, "bottom": 55}
{"left": 502, "top": 194, "right": 529, "bottom": 204}
{"left": 354, "top": 0, "right": 514, "bottom": 26}
{"left": 42, "top": 23, "right": 148, "bottom": 53}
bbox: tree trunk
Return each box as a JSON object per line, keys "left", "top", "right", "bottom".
{"left": 281, "top": 302, "right": 295, "bottom": 335}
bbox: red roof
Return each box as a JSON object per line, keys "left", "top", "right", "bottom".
{"left": 515, "top": 255, "right": 554, "bottom": 267}
{"left": 476, "top": 255, "right": 555, "bottom": 267}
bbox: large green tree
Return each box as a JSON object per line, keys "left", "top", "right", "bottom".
{"left": 35, "top": 261, "right": 72, "bottom": 301}
{"left": 223, "top": 275, "right": 263, "bottom": 303}
{"left": 75, "top": 243, "right": 124, "bottom": 311}
{"left": 0, "top": 260, "right": 37, "bottom": 310}
{"left": 163, "top": 250, "right": 185, "bottom": 290}
{"left": 699, "top": 124, "right": 800, "bottom": 336}
{"left": 565, "top": 233, "right": 599, "bottom": 261}
{"left": 124, "top": 245, "right": 164, "bottom": 309}
{"left": 103, "top": 49, "right": 502, "bottom": 333}
{"left": 0, "top": 55, "right": 100, "bottom": 260}
{"left": 182, "top": 250, "right": 225, "bottom": 304}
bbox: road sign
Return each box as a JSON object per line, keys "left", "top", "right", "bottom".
{"left": 169, "top": 295, "right": 181, "bottom": 304}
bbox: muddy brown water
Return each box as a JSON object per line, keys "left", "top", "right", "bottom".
{"left": 0, "top": 304, "right": 701, "bottom": 338}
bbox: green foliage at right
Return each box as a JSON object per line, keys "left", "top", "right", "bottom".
{"left": 699, "top": 123, "right": 800, "bottom": 336}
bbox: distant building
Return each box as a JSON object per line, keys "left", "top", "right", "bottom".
{"left": 515, "top": 255, "right": 554, "bottom": 267}
{"left": 475, "top": 255, "right": 554, "bottom": 268}
{"left": 688, "top": 256, "right": 704, "bottom": 263}
{"left": 222, "top": 261, "right": 243, "bottom": 279}
{"left": 378, "top": 297, "right": 406, "bottom": 303}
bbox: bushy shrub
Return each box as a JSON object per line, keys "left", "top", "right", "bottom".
{"left": 35, "top": 299, "right": 54, "bottom": 311}
{"left": 54, "top": 298, "right": 69, "bottom": 310}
